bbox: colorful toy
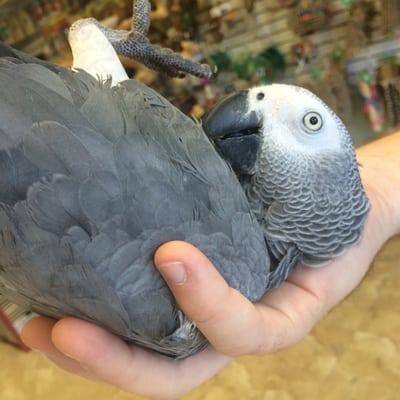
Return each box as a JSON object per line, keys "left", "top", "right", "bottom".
{"left": 357, "top": 71, "right": 385, "bottom": 133}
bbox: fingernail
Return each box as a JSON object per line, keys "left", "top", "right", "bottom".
{"left": 158, "top": 262, "right": 187, "bottom": 285}
{"left": 15, "top": 312, "right": 40, "bottom": 334}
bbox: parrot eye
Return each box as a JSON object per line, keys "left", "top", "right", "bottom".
{"left": 303, "top": 112, "right": 323, "bottom": 132}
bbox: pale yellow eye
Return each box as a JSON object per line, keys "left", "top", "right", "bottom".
{"left": 303, "top": 112, "right": 323, "bottom": 132}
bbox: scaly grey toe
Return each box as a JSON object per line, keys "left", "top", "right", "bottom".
{"left": 79, "top": 0, "right": 213, "bottom": 79}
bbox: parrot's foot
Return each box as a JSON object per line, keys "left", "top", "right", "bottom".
{"left": 88, "top": 0, "right": 213, "bottom": 79}
{"left": 113, "top": 31, "right": 213, "bottom": 79}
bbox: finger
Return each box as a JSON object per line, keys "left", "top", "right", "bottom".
{"left": 257, "top": 279, "right": 324, "bottom": 350}
{"left": 155, "top": 241, "right": 272, "bottom": 356}
{"left": 20, "top": 316, "right": 95, "bottom": 380}
{"left": 256, "top": 202, "right": 385, "bottom": 350}
{"left": 51, "top": 317, "right": 229, "bottom": 400}
{"left": 45, "top": 353, "right": 99, "bottom": 381}
{"left": 21, "top": 316, "right": 58, "bottom": 354}
{"left": 286, "top": 201, "right": 387, "bottom": 312}
{"left": 155, "top": 241, "right": 330, "bottom": 355}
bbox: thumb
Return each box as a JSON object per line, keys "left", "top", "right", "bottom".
{"left": 154, "top": 241, "right": 265, "bottom": 356}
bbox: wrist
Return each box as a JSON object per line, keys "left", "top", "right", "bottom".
{"left": 357, "top": 135, "right": 400, "bottom": 239}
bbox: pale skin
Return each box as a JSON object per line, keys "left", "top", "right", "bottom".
{"left": 21, "top": 131, "right": 400, "bottom": 400}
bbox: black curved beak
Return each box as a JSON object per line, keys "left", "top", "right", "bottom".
{"left": 203, "top": 90, "right": 263, "bottom": 175}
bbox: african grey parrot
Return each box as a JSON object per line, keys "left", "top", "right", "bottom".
{"left": 0, "top": 15, "right": 369, "bottom": 358}
{"left": 0, "top": 42, "right": 273, "bottom": 358}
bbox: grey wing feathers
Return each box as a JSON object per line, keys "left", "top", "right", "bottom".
{"left": 0, "top": 42, "right": 66, "bottom": 74}
{"left": 0, "top": 55, "right": 269, "bottom": 357}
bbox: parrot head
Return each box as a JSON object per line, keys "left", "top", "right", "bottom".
{"left": 203, "top": 84, "right": 370, "bottom": 267}
{"left": 203, "top": 84, "right": 354, "bottom": 178}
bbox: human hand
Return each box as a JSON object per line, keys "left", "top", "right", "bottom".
{"left": 21, "top": 133, "right": 400, "bottom": 400}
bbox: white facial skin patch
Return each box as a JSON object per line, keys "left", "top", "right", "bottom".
{"left": 247, "top": 84, "right": 344, "bottom": 155}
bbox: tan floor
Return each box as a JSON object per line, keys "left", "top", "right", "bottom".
{"left": 1, "top": 236, "right": 400, "bottom": 400}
